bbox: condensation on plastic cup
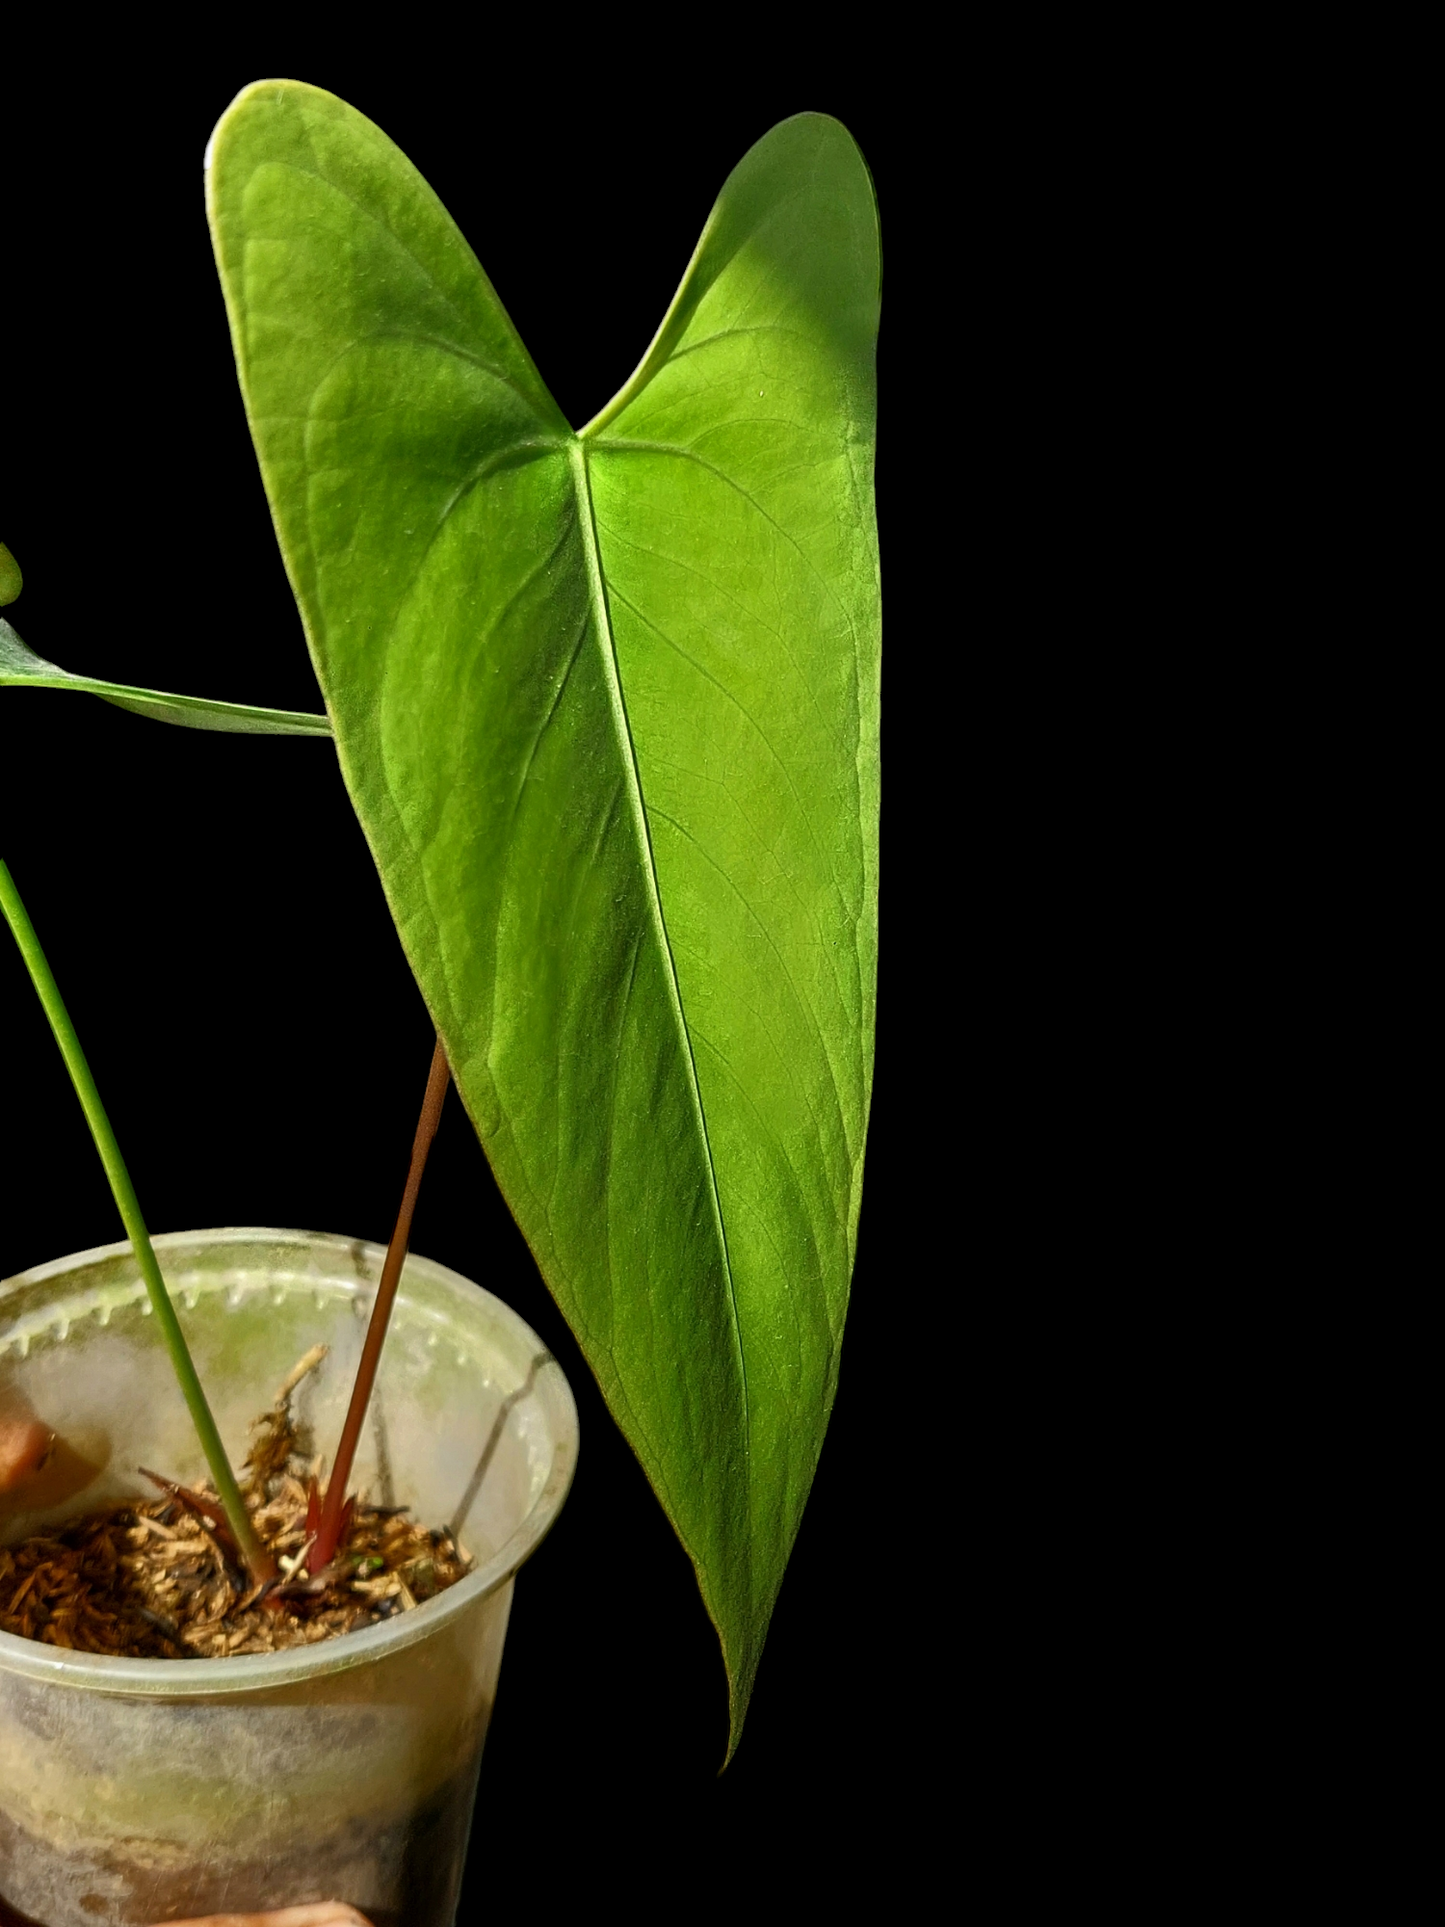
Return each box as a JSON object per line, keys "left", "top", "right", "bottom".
{"left": 0, "top": 1228, "right": 578, "bottom": 1927}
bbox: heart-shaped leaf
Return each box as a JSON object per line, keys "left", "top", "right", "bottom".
{"left": 0, "top": 616, "right": 331, "bottom": 735}
{"left": 207, "top": 81, "right": 879, "bottom": 1751}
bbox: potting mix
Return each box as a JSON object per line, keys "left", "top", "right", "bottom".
{"left": 0, "top": 1348, "right": 472, "bottom": 1658}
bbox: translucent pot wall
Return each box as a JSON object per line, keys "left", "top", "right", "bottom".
{"left": 0, "top": 1228, "right": 578, "bottom": 1927}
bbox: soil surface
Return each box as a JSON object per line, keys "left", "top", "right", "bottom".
{"left": 0, "top": 1350, "right": 472, "bottom": 1659}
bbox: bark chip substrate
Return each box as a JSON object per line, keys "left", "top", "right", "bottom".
{"left": 0, "top": 1349, "right": 473, "bottom": 1658}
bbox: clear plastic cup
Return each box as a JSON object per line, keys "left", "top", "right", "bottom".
{"left": 0, "top": 1228, "right": 578, "bottom": 1926}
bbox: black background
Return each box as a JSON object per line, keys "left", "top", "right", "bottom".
{"left": 3, "top": 42, "right": 939, "bottom": 1908}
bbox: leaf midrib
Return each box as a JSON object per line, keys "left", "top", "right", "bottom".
{"left": 565, "top": 436, "right": 749, "bottom": 1455}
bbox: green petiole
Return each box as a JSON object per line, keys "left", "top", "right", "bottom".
{"left": 0, "top": 860, "right": 274, "bottom": 1587}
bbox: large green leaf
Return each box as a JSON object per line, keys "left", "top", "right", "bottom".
{"left": 0, "top": 616, "right": 331, "bottom": 735}
{"left": 207, "top": 81, "right": 879, "bottom": 1750}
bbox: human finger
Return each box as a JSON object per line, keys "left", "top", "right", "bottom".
{"left": 0, "top": 1414, "right": 53, "bottom": 1491}
{"left": 160, "top": 1907, "right": 374, "bottom": 1926}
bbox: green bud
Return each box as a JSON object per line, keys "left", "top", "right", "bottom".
{"left": 0, "top": 545, "right": 21, "bottom": 608}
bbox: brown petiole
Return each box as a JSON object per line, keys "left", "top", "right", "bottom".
{"left": 308, "top": 1034, "right": 451, "bottom": 1573}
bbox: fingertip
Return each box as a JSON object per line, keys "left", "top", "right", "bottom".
{"left": 0, "top": 1416, "right": 54, "bottom": 1492}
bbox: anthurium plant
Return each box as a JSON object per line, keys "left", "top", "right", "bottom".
{"left": 0, "top": 80, "right": 880, "bottom": 1755}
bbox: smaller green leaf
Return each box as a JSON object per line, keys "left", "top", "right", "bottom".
{"left": 0, "top": 617, "right": 332, "bottom": 736}
{"left": 0, "top": 545, "right": 22, "bottom": 606}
